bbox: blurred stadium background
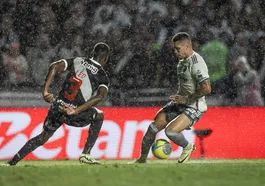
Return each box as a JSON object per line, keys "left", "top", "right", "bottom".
{"left": 0, "top": 0, "right": 265, "bottom": 162}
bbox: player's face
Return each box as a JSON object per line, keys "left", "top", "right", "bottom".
{"left": 100, "top": 54, "right": 109, "bottom": 67}
{"left": 173, "top": 41, "right": 188, "bottom": 59}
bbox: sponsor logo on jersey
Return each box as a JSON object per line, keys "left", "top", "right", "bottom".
{"left": 80, "top": 60, "right": 98, "bottom": 74}
{"left": 75, "top": 70, "right": 87, "bottom": 78}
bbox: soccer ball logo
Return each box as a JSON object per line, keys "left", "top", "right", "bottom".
{"left": 152, "top": 139, "right": 172, "bottom": 159}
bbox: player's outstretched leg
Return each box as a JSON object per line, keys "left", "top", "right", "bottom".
{"left": 80, "top": 112, "right": 104, "bottom": 165}
{"left": 129, "top": 123, "right": 160, "bottom": 164}
{"left": 4, "top": 130, "right": 54, "bottom": 166}
{"left": 129, "top": 110, "right": 168, "bottom": 164}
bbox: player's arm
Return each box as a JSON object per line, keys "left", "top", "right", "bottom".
{"left": 43, "top": 59, "right": 67, "bottom": 103}
{"left": 60, "top": 86, "right": 108, "bottom": 115}
{"left": 186, "top": 79, "right": 211, "bottom": 104}
{"left": 170, "top": 79, "right": 211, "bottom": 104}
{"left": 186, "top": 57, "right": 211, "bottom": 104}
{"left": 75, "top": 86, "right": 108, "bottom": 114}
{"left": 170, "top": 57, "right": 211, "bottom": 104}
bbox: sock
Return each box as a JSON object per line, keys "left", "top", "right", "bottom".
{"left": 165, "top": 131, "right": 189, "bottom": 148}
{"left": 139, "top": 123, "right": 159, "bottom": 161}
{"left": 82, "top": 118, "right": 103, "bottom": 154}
{"left": 8, "top": 132, "right": 52, "bottom": 165}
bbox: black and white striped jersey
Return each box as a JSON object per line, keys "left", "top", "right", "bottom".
{"left": 57, "top": 57, "right": 109, "bottom": 107}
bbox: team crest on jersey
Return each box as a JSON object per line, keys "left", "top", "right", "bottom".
{"left": 81, "top": 60, "right": 98, "bottom": 74}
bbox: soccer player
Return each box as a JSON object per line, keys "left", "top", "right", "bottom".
{"left": 4, "top": 42, "right": 111, "bottom": 166}
{"left": 133, "top": 32, "right": 211, "bottom": 163}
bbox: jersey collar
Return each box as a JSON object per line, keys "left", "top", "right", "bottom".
{"left": 89, "top": 57, "right": 101, "bottom": 66}
{"left": 184, "top": 51, "right": 195, "bottom": 63}
{"left": 186, "top": 51, "right": 195, "bottom": 60}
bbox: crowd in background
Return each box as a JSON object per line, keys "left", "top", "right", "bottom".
{"left": 1, "top": 0, "right": 265, "bottom": 106}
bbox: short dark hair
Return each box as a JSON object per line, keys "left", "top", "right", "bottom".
{"left": 92, "top": 42, "right": 110, "bottom": 58}
{"left": 171, "top": 32, "right": 191, "bottom": 42}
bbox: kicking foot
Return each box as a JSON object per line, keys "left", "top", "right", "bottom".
{"left": 128, "top": 158, "right": 147, "bottom": 164}
{"left": 178, "top": 143, "right": 196, "bottom": 163}
{"left": 1, "top": 162, "right": 11, "bottom": 166}
{"left": 79, "top": 153, "right": 101, "bottom": 165}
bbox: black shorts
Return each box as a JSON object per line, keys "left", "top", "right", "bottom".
{"left": 162, "top": 101, "right": 204, "bottom": 127}
{"left": 43, "top": 101, "right": 98, "bottom": 131}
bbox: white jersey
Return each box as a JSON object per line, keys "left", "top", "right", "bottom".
{"left": 177, "top": 51, "right": 209, "bottom": 112}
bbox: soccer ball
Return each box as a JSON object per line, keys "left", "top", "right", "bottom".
{"left": 152, "top": 139, "right": 172, "bottom": 159}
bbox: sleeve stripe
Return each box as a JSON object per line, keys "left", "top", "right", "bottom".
{"left": 98, "top": 84, "right": 109, "bottom": 91}
{"left": 198, "top": 77, "right": 209, "bottom": 83}
{"left": 49, "top": 61, "right": 58, "bottom": 66}
{"left": 50, "top": 59, "right": 68, "bottom": 71}
{"left": 61, "top": 59, "right": 68, "bottom": 71}
{"left": 192, "top": 55, "right": 198, "bottom": 64}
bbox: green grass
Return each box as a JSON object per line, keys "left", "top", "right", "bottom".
{"left": 0, "top": 159, "right": 265, "bottom": 186}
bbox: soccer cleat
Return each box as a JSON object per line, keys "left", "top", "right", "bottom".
{"left": 79, "top": 153, "right": 101, "bottom": 165}
{"left": 1, "top": 162, "right": 11, "bottom": 166}
{"left": 128, "top": 158, "right": 147, "bottom": 164}
{"left": 178, "top": 143, "right": 196, "bottom": 163}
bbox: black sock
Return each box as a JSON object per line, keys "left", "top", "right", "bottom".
{"left": 82, "top": 118, "right": 103, "bottom": 154}
{"left": 8, "top": 131, "right": 52, "bottom": 165}
{"left": 139, "top": 123, "right": 159, "bottom": 160}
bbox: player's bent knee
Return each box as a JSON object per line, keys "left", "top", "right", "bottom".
{"left": 96, "top": 111, "right": 104, "bottom": 120}
{"left": 154, "top": 111, "right": 168, "bottom": 127}
{"left": 94, "top": 107, "right": 104, "bottom": 120}
{"left": 164, "top": 126, "right": 179, "bottom": 136}
{"left": 153, "top": 119, "right": 167, "bottom": 131}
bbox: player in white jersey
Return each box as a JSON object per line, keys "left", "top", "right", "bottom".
{"left": 132, "top": 32, "right": 211, "bottom": 163}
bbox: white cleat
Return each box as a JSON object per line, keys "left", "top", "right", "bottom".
{"left": 1, "top": 163, "right": 11, "bottom": 166}
{"left": 79, "top": 153, "right": 101, "bottom": 165}
{"left": 178, "top": 143, "right": 196, "bottom": 163}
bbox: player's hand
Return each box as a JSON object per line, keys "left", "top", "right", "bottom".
{"left": 169, "top": 95, "right": 188, "bottom": 104}
{"left": 43, "top": 92, "right": 55, "bottom": 103}
{"left": 59, "top": 104, "right": 76, "bottom": 115}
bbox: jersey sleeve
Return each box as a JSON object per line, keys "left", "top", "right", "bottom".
{"left": 49, "top": 58, "right": 74, "bottom": 71}
{"left": 63, "top": 58, "right": 75, "bottom": 71}
{"left": 191, "top": 56, "right": 209, "bottom": 83}
{"left": 97, "top": 69, "right": 110, "bottom": 91}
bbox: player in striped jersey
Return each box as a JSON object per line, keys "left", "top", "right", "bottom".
{"left": 132, "top": 32, "right": 211, "bottom": 164}
{"left": 5, "top": 43, "right": 111, "bottom": 166}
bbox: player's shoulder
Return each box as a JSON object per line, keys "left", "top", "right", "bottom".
{"left": 71, "top": 56, "right": 85, "bottom": 61}
{"left": 190, "top": 52, "right": 206, "bottom": 65}
{"left": 88, "top": 58, "right": 108, "bottom": 76}
{"left": 78, "top": 57, "right": 104, "bottom": 69}
{"left": 72, "top": 57, "right": 101, "bottom": 66}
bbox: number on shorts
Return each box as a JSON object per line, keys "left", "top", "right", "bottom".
{"left": 63, "top": 76, "right": 83, "bottom": 101}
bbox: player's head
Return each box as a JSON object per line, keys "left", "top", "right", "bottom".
{"left": 92, "top": 42, "right": 110, "bottom": 66}
{"left": 171, "top": 32, "right": 193, "bottom": 59}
